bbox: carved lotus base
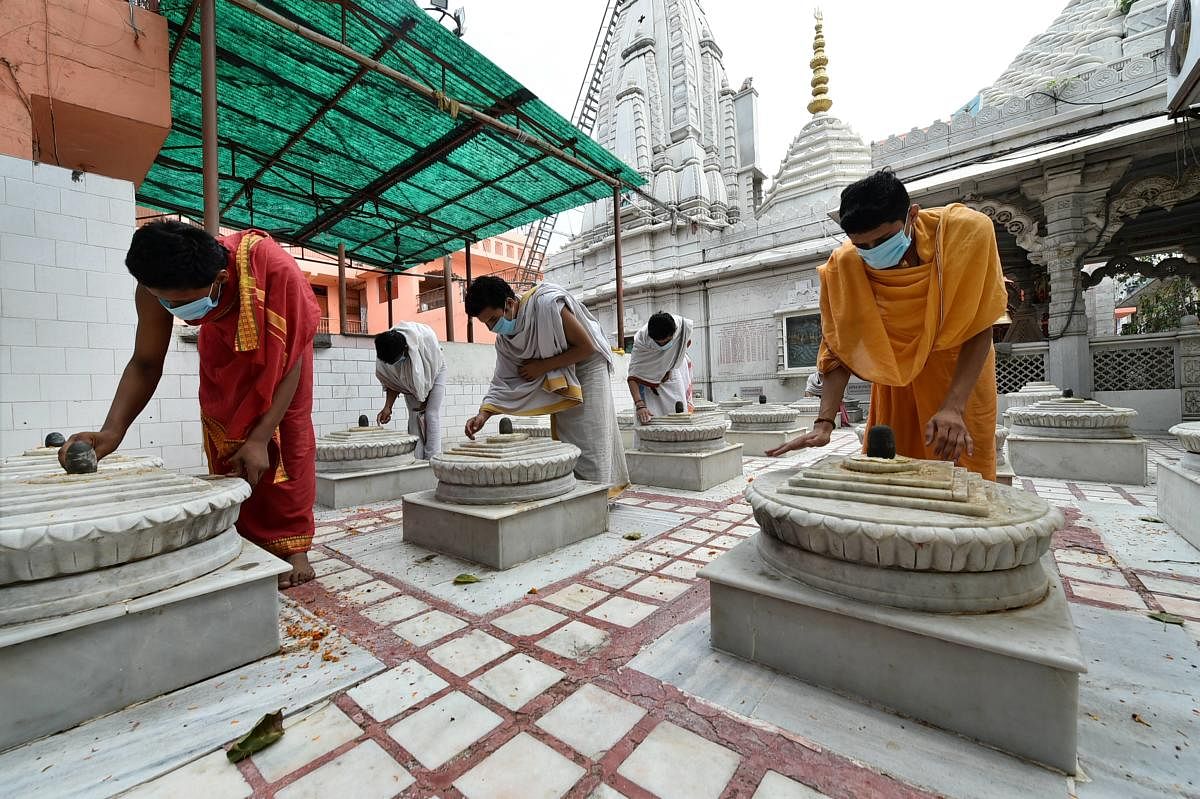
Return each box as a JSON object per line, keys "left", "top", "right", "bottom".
{"left": 1006, "top": 397, "right": 1137, "bottom": 440}
{"left": 1169, "top": 421, "right": 1200, "bottom": 455}
{"left": 745, "top": 458, "right": 1063, "bottom": 612}
{"left": 316, "top": 428, "right": 419, "bottom": 471}
{"left": 431, "top": 434, "right": 581, "bottom": 505}
{"left": 1, "top": 464, "right": 251, "bottom": 585}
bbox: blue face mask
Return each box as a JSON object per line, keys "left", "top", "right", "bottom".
{"left": 857, "top": 219, "right": 913, "bottom": 270}
{"left": 491, "top": 301, "right": 518, "bottom": 336}
{"left": 492, "top": 316, "right": 517, "bottom": 337}
{"left": 160, "top": 282, "right": 220, "bottom": 321}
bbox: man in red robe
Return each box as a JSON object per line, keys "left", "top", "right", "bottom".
{"left": 63, "top": 221, "right": 321, "bottom": 587}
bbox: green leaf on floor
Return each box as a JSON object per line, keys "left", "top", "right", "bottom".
{"left": 1148, "top": 611, "right": 1185, "bottom": 625}
{"left": 623, "top": 532, "right": 643, "bottom": 541}
{"left": 415, "top": 553, "right": 437, "bottom": 564}
{"left": 1138, "top": 516, "right": 1163, "bottom": 524}
{"left": 453, "top": 573, "right": 480, "bottom": 585}
{"left": 226, "top": 710, "right": 284, "bottom": 763}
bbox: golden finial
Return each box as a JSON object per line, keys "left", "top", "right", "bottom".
{"left": 807, "top": 8, "right": 832, "bottom": 115}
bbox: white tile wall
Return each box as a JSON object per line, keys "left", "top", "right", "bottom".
{"left": 0, "top": 153, "right": 636, "bottom": 473}
{"left": 0, "top": 154, "right": 203, "bottom": 471}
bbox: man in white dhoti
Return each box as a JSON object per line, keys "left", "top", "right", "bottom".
{"left": 463, "top": 275, "right": 629, "bottom": 497}
{"left": 374, "top": 322, "right": 447, "bottom": 458}
{"left": 627, "top": 312, "right": 693, "bottom": 424}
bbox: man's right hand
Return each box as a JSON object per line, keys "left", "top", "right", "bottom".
{"left": 636, "top": 407, "right": 653, "bottom": 424}
{"left": 464, "top": 413, "right": 489, "bottom": 440}
{"left": 766, "top": 423, "right": 833, "bottom": 457}
{"left": 59, "top": 430, "right": 122, "bottom": 468}
{"left": 377, "top": 407, "right": 392, "bottom": 425}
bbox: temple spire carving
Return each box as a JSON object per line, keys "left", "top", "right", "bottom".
{"left": 807, "top": 9, "right": 832, "bottom": 115}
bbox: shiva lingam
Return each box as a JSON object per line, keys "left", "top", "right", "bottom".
{"left": 700, "top": 424, "right": 1083, "bottom": 772}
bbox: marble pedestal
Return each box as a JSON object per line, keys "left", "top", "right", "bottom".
{"left": 1158, "top": 460, "right": 1200, "bottom": 551}
{"left": 1007, "top": 435, "right": 1147, "bottom": 485}
{"left": 702, "top": 537, "right": 1085, "bottom": 773}
{"left": 626, "top": 444, "right": 743, "bottom": 492}
{"left": 726, "top": 428, "right": 805, "bottom": 457}
{"left": 316, "top": 461, "right": 435, "bottom": 508}
{"left": 0, "top": 539, "right": 287, "bottom": 752}
{"left": 995, "top": 462, "right": 1015, "bottom": 486}
{"left": 402, "top": 481, "right": 608, "bottom": 569}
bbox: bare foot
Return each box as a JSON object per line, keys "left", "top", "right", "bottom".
{"left": 279, "top": 552, "right": 316, "bottom": 589}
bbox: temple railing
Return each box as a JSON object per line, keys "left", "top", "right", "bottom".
{"left": 994, "top": 342, "right": 1048, "bottom": 394}
{"left": 1090, "top": 333, "right": 1178, "bottom": 392}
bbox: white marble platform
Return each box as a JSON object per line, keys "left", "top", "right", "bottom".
{"left": 1157, "top": 461, "right": 1200, "bottom": 552}
{"left": 726, "top": 428, "right": 805, "bottom": 457}
{"left": 1007, "top": 435, "right": 1148, "bottom": 485}
{"left": 0, "top": 540, "right": 289, "bottom": 752}
{"left": 332, "top": 504, "right": 685, "bottom": 614}
{"left": 0, "top": 601, "right": 383, "bottom": 798}
{"left": 701, "top": 536, "right": 1086, "bottom": 773}
{"left": 315, "top": 461, "right": 435, "bottom": 509}
{"left": 402, "top": 481, "right": 609, "bottom": 570}
{"left": 626, "top": 444, "right": 743, "bottom": 492}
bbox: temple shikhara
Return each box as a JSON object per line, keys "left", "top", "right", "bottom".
{"left": 0, "top": 0, "right": 1198, "bottom": 797}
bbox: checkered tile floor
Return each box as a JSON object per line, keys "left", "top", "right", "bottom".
{"left": 118, "top": 431, "right": 1200, "bottom": 797}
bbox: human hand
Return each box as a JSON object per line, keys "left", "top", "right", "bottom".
{"left": 518, "top": 359, "right": 548, "bottom": 381}
{"left": 925, "top": 407, "right": 973, "bottom": 461}
{"left": 636, "top": 406, "right": 653, "bottom": 424}
{"left": 59, "top": 429, "right": 122, "bottom": 468}
{"left": 464, "top": 412, "right": 489, "bottom": 440}
{"left": 765, "top": 423, "right": 832, "bottom": 457}
{"left": 377, "top": 406, "right": 392, "bottom": 425}
{"left": 228, "top": 439, "right": 271, "bottom": 486}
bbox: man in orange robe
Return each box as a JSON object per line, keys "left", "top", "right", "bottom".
{"left": 63, "top": 221, "right": 321, "bottom": 586}
{"left": 769, "top": 170, "right": 1007, "bottom": 479}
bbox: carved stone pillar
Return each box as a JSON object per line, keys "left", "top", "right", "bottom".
{"left": 1025, "top": 157, "right": 1130, "bottom": 396}
{"left": 1180, "top": 315, "right": 1200, "bottom": 421}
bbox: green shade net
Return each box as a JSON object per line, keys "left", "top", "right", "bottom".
{"left": 140, "top": 0, "right": 643, "bottom": 268}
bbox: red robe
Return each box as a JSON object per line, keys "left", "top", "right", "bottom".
{"left": 193, "top": 230, "right": 320, "bottom": 557}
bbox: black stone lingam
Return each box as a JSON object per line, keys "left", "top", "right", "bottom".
{"left": 499, "top": 417, "right": 514, "bottom": 434}
{"left": 63, "top": 440, "right": 98, "bottom": 474}
{"left": 674, "top": 400, "right": 685, "bottom": 414}
{"left": 44, "top": 432, "right": 66, "bottom": 448}
{"left": 1062, "top": 389, "right": 1074, "bottom": 398}
{"left": 866, "top": 425, "right": 897, "bottom": 459}
{"left": 358, "top": 414, "right": 370, "bottom": 428}
{"left": 758, "top": 395, "right": 767, "bottom": 404}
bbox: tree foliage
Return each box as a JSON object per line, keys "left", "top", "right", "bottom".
{"left": 1121, "top": 277, "right": 1200, "bottom": 335}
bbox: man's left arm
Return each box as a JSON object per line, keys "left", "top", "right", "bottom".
{"left": 926, "top": 327, "right": 992, "bottom": 460}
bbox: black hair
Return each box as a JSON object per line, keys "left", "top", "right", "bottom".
{"left": 374, "top": 329, "right": 409, "bottom": 364}
{"left": 125, "top": 220, "right": 227, "bottom": 290}
{"left": 647, "top": 311, "right": 676, "bottom": 341}
{"left": 464, "top": 275, "right": 516, "bottom": 317}
{"left": 837, "top": 169, "right": 911, "bottom": 234}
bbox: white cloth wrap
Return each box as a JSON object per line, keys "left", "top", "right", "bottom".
{"left": 481, "top": 283, "right": 612, "bottom": 415}
{"left": 552, "top": 351, "right": 630, "bottom": 492}
{"left": 375, "top": 322, "right": 445, "bottom": 403}
{"left": 629, "top": 315, "right": 694, "bottom": 417}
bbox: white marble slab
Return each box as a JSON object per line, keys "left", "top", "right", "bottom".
{"left": 330, "top": 506, "right": 685, "bottom": 615}
{"left": 629, "top": 616, "right": 1069, "bottom": 799}
{"left": 0, "top": 601, "right": 384, "bottom": 799}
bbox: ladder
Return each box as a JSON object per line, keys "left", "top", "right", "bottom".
{"left": 512, "top": 0, "right": 621, "bottom": 290}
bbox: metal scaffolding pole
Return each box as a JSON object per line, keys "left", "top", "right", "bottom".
{"left": 386, "top": 271, "right": 394, "bottom": 328}
{"left": 464, "top": 241, "right": 474, "bottom": 343}
{"left": 442, "top": 255, "right": 455, "bottom": 342}
{"left": 200, "top": 0, "right": 219, "bottom": 234}
{"left": 613, "top": 185, "right": 625, "bottom": 349}
{"left": 337, "top": 243, "right": 348, "bottom": 335}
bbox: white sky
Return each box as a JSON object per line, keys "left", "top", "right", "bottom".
{"left": 453, "top": 0, "right": 1064, "bottom": 241}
